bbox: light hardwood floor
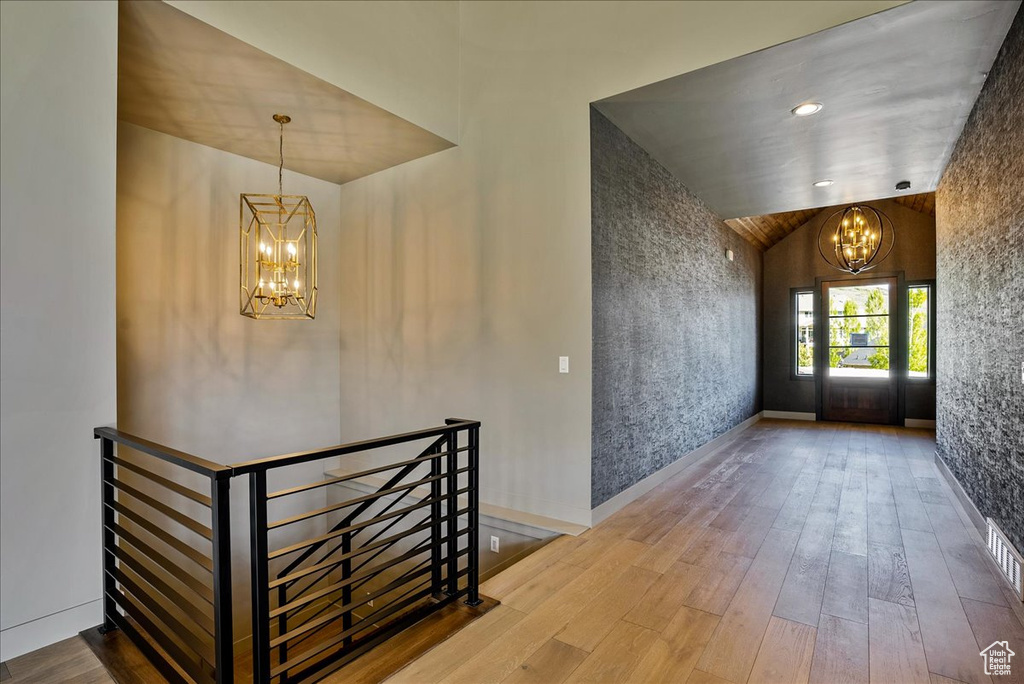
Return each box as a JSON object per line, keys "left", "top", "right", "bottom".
{"left": 386, "top": 419, "right": 1024, "bottom": 684}
{"left": 4, "top": 421, "right": 1020, "bottom": 684}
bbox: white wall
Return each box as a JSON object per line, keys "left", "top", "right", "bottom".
{"left": 166, "top": 0, "right": 461, "bottom": 144}
{"left": 0, "top": 0, "right": 118, "bottom": 660}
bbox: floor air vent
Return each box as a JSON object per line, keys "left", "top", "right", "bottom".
{"left": 987, "top": 518, "right": 1023, "bottom": 602}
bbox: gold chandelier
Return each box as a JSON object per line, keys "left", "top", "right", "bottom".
{"left": 240, "top": 114, "right": 317, "bottom": 319}
{"left": 817, "top": 204, "right": 895, "bottom": 275}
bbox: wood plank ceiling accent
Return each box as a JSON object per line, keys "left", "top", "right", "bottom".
{"left": 117, "top": 0, "right": 453, "bottom": 186}
{"left": 724, "top": 192, "right": 936, "bottom": 251}
{"left": 892, "top": 192, "right": 937, "bottom": 217}
{"left": 724, "top": 209, "right": 822, "bottom": 251}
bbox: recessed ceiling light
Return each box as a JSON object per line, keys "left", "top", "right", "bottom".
{"left": 792, "top": 102, "right": 823, "bottom": 117}
{"left": 813, "top": 179, "right": 834, "bottom": 187}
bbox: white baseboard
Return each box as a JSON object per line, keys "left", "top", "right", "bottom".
{"left": 590, "top": 412, "right": 762, "bottom": 526}
{"left": 0, "top": 599, "right": 102, "bottom": 662}
{"left": 762, "top": 410, "right": 817, "bottom": 421}
{"left": 905, "top": 418, "right": 936, "bottom": 428}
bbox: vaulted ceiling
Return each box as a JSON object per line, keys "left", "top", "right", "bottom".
{"left": 595, "top": 0, "right": 1017, "bottom": 246}
{"left": 725, "top": 192, "right": 935, "bottom": 250}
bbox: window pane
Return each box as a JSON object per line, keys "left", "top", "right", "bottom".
{"left": 829, "top": 346, "right": 890, "bottom": 377}
{"left": 828, "top": 282, "right": 889, "bottom": 317}
{"left": 909, "top": 286, "right": 930, "bottom": 378}
{"left": 829, "top": 315, "right": 889, "bottom": 347}
{"left": 796, "top": 291, "right": 814, "bottom": 375}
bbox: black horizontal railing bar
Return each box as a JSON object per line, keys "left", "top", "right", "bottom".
{"left": 265, "top": 444, "right": 469, "bottom": 501}
{"left": 351, "top": 544, "right": 470, "bottom": 597}
{"left": 281, "top": 507, "right": 435, "bottom": 602}
{"left": 273, "top": 434, "right": 449, "bottom": 583}
{"left": 107, "top": 586, "right": 210, "bottom": 684}
{"left": 270, "top": 512, "right": 469, "bottom": 589}
{"left": 290, "top": 591, "right": 463, "bottom": 684}
{"left": 271, "top": 560, "right": 433, "bottom": 648}
{"left": 350, "top": 565, "right": 464, "bottom": 635}
{"left": 267, "top": 469, "right": 469, "bottom": 561}
{"left": 110, "top": 540, "right": 214, "bottom": 605}
{"left": 106, "top": 500, "right": 214, "bottom": 571}
{"left": 115, "top": 560, "right": 215, "bottom": 636}
{"left": 111, "top": 477, "right": 213, "bottom": 541}
{"left": 283, "top": 517, "right": 435, "bottom": 632}
{"left": 110, "top": 520, "right": 214, "bottom": 574}
{"left": 230, "top": 420, "right": 479, "bottom": 475}
{"left": 109, "top": 565, "right": 217, "bottom": 655}
{"left": 268, "top": 477, "right": 461, "bottom": 532}
{"left": 276, "top": 505, "right": 440, "bottom": 606}
{"left": 271, "top": 539, "right": 434, "bottom": 619}
{"left": 105, "top": 455, "right": 212, "bottom": 507}
{"left": 276, "top": 565, "right": 472, "bottom": 681}
{"left": 270, "top": 506, "right": 438, "bottom": 567}
{"left": 95, "top": 427, "right": 229, "bottom": 480}
{"left": 285, "top": 525, "right": 469, "bottom": 639}
{"left": 105, "top": 609, "right": 191, "bottom": 684}
{"left": 282, "top": 559, "right": 440, "bottom": 656}
{"left": 347, "top": 488, "right": 471, "bottom": 580}
{"left": 106, "top": 546, "right": 214, "bottom": 629}
{"left": 348, "top": 480, "right": 459, "bottom": 545}
{"left": 272, "top": 579, "right": 435, "bottom": 679}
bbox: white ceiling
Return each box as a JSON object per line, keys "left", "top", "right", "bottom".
{"left": 594, "top": 1, "right": 1020, "bottom": 220}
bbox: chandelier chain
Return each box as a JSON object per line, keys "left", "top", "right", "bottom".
{"left": 278, "top": 118, "right": 284, "bottom": 197}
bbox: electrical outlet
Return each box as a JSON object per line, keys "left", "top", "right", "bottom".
{"left": 490, "top": 535, "right": 500, "bottom": 553}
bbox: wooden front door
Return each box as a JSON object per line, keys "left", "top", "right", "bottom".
{"left": 820, "top": 277, "right": 898, "bottom": 424}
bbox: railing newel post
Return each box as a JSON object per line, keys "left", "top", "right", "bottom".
{"left": 465, "top": 424, "right": 482, "bottom": 606}
{"left": 211, "top": 474, "right": 234, "bottom": 684}
{"left": 430, "top": 440, "right": 443, "bottom": 597}
{"left": 99, "top": 435, "right": 118, "bottom": 633}
{"left": 445, "top": 428, "right": 459, "bottom": 597}
{"left": 249, "top": 471, "right": 271, "bottom": 684}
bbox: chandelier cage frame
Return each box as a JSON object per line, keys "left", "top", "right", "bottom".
{"left": 816, "top": 204, "right": 895, "bottom": 276}
{"left": 240, "top": 114, "right": 318, "bottom": 320}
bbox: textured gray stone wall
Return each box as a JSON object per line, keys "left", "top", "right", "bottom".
{"left": 935, "top": 11, "right": 1023, "bottom": 551}
{"left": 591, "top": 108, "right": 761, "bottom": 508}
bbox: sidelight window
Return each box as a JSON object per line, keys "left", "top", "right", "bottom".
{"left": 795, "top": 290, "right": 815, "bottom": 376}
{"left": 908, "top": 284, "right": 932, "bottom": 379}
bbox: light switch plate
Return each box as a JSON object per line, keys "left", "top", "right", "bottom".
{"left": 559, "top": 356, "right": 569, "bottom": 373}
